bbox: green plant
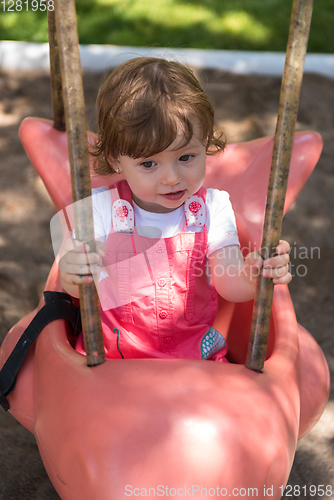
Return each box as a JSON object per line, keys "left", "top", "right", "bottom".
{"left": 1, "top": 0, "right": 333, "bottom": 53}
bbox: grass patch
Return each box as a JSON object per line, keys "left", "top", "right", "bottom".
{"left": 1, "top": 0, "right": 333, "bottom": 53}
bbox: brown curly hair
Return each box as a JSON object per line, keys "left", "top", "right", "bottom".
{"left": 91, "top": 57, "right": 225, "bottom": 176}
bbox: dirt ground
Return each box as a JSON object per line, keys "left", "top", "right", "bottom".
{"left": 0, "top": 67, "right": 333, "bottom": 499}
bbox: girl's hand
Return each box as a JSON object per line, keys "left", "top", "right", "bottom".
{"left": 245, "top": 240, "right": 292, "bottom": 285}
{"left": 59, "top": 238, "right": 105, "bottom": 289}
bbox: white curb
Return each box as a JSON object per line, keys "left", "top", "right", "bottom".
{"left": 0, "top": 41, "right": 333, "bottom": 79}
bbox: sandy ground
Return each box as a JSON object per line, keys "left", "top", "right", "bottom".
{"left": 0, "top": 67, "right": 333, "bottom": 499}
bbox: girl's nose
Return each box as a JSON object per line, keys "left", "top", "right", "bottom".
{"left": 160, "top": 163, "right": 182, "bottom": 186}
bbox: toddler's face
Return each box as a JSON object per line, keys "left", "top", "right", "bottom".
{"left": 115, "top": 124, "right": 207, "bottom": 213}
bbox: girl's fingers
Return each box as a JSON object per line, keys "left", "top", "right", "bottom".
{"left": 263, "top": 252, "right": 290, "bottom": 270}
{"left": 59, "top": 238, "right": 105, "bottom": 274}
{"left": 62, "top": 251, "right": 102, "bottom": 266}
{"left": 59, "top": 261, "right": 101, "bottom": 276}
{"left": 263, "top": 239, "right": 290, "bottom": 268}
{"left": 262, "top": 264, "right": 290, "bottom": 279}
{"left": 273, "top": 271, "right": 292, "bottom": 285}
{"left": 59, "top": 252, "right": 102, "bottom": 273}
{"left": 275, "top": 239, "right": 291, "bottom": 255}
{"left": 245, "top": 240, "right": 292, "bottom": 284}
{"left": 62, "top": 272, "right": 94, "bottom": 286}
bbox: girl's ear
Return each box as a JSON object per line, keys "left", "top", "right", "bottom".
{"left": 109, "top": 156, "right": 122, "bottom": 175}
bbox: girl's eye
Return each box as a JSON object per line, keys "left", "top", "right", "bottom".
{"left": 140, "top": 160, "right": 156, "bottom": 169}
{"left": 179, "top": 154, "right": 194, "bottom": 162}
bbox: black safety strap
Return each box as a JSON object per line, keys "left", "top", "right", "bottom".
{"left": 0, "top": 291, "right": 81, "bottom": 411}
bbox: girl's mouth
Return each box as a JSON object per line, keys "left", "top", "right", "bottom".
{"left": 160, "top": 190, "right": 186, "bottom": 201}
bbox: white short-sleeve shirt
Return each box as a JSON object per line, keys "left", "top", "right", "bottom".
{"left": 91, "top": 186, "right": 239, "bottom": 256}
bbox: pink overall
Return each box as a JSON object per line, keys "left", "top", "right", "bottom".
{"left": 76, "top": 181, "right": 227, "bottom": 362}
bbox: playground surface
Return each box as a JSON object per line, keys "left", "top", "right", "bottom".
{"left": 0, "top": 66, "right": 333, "bottom": 499}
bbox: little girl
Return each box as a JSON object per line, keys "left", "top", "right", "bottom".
{"left": 60, "top": 57, "right": 291, "bottom": 362}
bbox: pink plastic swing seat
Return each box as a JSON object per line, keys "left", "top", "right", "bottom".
{"left": 0, "top": 117, "right": 330, "bottom": 500}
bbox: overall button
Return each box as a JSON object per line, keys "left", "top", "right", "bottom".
{"left": 163, "top": 337, "right": 172, "bottom": 344}
{"left": 156, "top": 244, "right": 165, "bottom": 253}
{"left": 159, "top": 310, "right": 168, "bottom": 319}
{"left": 157, "top": 278, "right": 166, "bottom": 287}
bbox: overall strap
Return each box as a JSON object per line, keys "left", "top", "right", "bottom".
{"left": 0, "top": 291, "right": 81, "bottom": 411}
{"left": 183, "top": 186, "right": 208, "bottom": 318}
{"left": 195, "top": 185, "right": 207, "bottom": 203}
{"left": 109, "top": 180, "right": 134, "bottom": 233}
{"left": 109, "top": 180, "right": 133, "bottom": 205}
{"left": 183, "top": 186, "right": 207, "bottom": 231}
